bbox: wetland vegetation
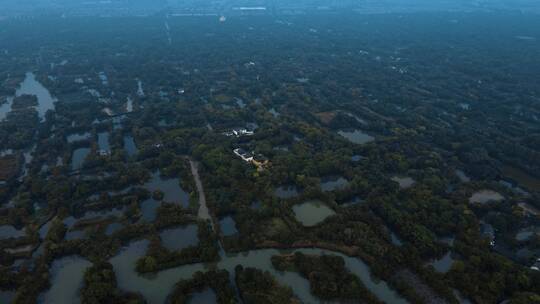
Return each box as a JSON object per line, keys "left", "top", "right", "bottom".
{"left": 0, "top": 7, "right": 539, "bottom": 304}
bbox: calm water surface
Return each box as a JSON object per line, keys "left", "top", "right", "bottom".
{"left": 320, "top": 176, "right": 349, "bottom": 192}
{"left": 0, "top": 72, "right": 56, "bottom": 122}
{"left": 97, "top": 132, "right": 110, "bottom": 152}
{"left": 338, "top": 130, "right": 374, "bottom": 144}
{"left": 39, "top": 256, "right": 91, "bottom": 304}
{"left": 123, "top": 135, "right": 138, "bottom": 157}
{"left": 160, "top": 224, "right": 199, "bottom": 251}
{"left": 109, "top": 240, "right": 408, "bottom": 304}
{"left": 469, "top": 190, "right": 504, "bottom": 204}
{"left": 187, "top": 288, "right": 217, "bottom": 304}
{"left": 16, "top": 72, "right": 56, "bottom": 121}
{"left": 274, "top": 185, "right": 300, "bottom": 199}
{"left": 67, "top": 132, "right": 91, "bottom": 143}
{"left": 219, "top": 216, "right": 238, "bottom": 236}
{"left": 0, "top": 225, "right": 25, "bottom": 239}
{"left": 428, "top": 252, "right": 454, "bottom": 273}
{"left": 144, "top": 171, "right": 189, "bottom": 207}
{"left": 392, "top": 176, "right": 415, "bottom": 189}
{"left": 293, "top": 200, "right": 335, "bottom": 227}
{"left": 71, "top": 148, "right": 91, "bottom": 170}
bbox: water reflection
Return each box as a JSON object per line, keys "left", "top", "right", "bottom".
{"left": 38, "top": 256, "right": 91, "bottom": 304}
{"left": 16, "top": 72, "right": 56, "bottom": 121}
{"left": 274, "top": 185, "right": 300, "bottom": 199}
{"left": 106, "top": 222, "right": 124, "bottom": 236}
{"left": 67, "top": 132, "right": 91, "bottom": 143}
{"left": 97, "top": 132, "right": 110, "bottom": 153}
{"left": 293, "top": 200, "right": 335, "bottom": 227}
{"left": 71, "top": 148, "right": 90, "bottom": 170}
{"left": 338, "top": 130, "right": 374, "bottom": 145}
{"left": 469, "top": 190, "right": 504, "bottom": 204}
{"left": 140, "top": 198, "right": 162, "bottom": 222}
{"left": 391, "top": 176, "right": 415, "bottom": 189}
{"left": 320, "top": 176, "right": 349, "bottom": 192}
{"left": 428, "top": 252, "right": 454, "bottom": 273}
{"left": 123, "top": 135, "right": 138, "bottom": 157}
{"left": 144, "top": 171, "right": 189, "bottom": 207}
{"left": 219, "top": 216, "right": 238, "bottom": 236}
{"left": 1, "top": 72, "right": 56, "bottom": 122}
{"left": 0, "top": 225, "right": 25, "bottom": 239}
{"left": 160, "top": 225, "right": 199, "bottom": 251}
{"left": 187, "top": 288, "right": 217, "bottom": 304}
{"left": 110, "top": 240, "right": 408, "bottom": 304}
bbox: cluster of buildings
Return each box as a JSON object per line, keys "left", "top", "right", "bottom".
{"left": 233, "top": 148, "right": 268, "bottom": 171}
{"left": 223, "top": 128, "right": 254, "bottom": 138}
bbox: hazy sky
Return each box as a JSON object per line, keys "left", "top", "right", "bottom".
{"left": 1, "top": 0, "right": 539, "bottom": 15}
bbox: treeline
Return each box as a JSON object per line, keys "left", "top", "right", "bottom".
{"left": 235, "top": 266, "right": 300, "bottom": 304}
{"left": 271, "top": 252, "right": 383, "bottom": 304}
{"left": 167, "top": 270, "right": 236, "bottom": 304}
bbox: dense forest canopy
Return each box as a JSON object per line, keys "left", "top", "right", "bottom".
{"left": 0, "top": 5, "right": 539, "bottom": 304}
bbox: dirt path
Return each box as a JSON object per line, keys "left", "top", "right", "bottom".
{"left": 188, "top": 159, "right": 214, "bottom": 228}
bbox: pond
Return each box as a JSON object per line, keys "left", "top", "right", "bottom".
{"left": 38, "top": 256, "right": 92, "bottom": 304}
{"left": 320, "top": 176, "right": 349, "bottom": 192}
{"left": 340, "top": 196, "right": 364, "bottom": 207}
{"left": 293, "top": 200, "right": 336, "bottom": 227}
{"left": 144, "top": 171, "right": 190, "bottom": 207}
{"left": 187, "top": 288, "right": 217, "bottom": 304}
{"left": 219, "top": 216, "right": 238, "bottom": 236}
{"left": 469, "top": 190, "right": 504, "bottom": 204}
{"left": 160, "top": 224, "right": 199, "bottom": 251}
{"left": 516, "top": 227, "right": 538, "bottom": 241}
{"left": 67, "top": 132, "right": 91, "bottom": 143}
{"left": 16, "top": 72, "right": 56, "bottom": 121}
{"left": 391, "top": 176, "right": 415, "bottom": 189}
{"left": 39, "top": 220, "right": 53, "bottom": 238}
{"left": 140, "top": 198, "right": 162, "bottom": 222}
{"left": 71, "top": 148, "right": 91, "bottom": 170}
{"left": 455, "top": 169, "right": 470, "bottom": 183}
{"left": 97, "top": 132, "right": 110, "bottom": 153}
{"left": 110, "top": 240, "right": 408, "bottom": 304}
{"left": 105, "top": 222, "right": 124, "bottom": 236}
{"left": 338, "top": 130, "right": 374, "bottom": 145}
{"left": 480, "top": 222, "right": 495, "bottom": 242}
{"left": 351, "top": 155, "right": 364, "bottom": 162}
{"left": 0, "top": 225, "right": 25, "bottom": 239}
{"left": 390, "top": 231, "right": 403, "bottom": 246}
{"left": 428, "top": 252, "right": 454, "bottom": 273}
{"left": 0, "top": 97, "right": 13, "bottom": 121}
{"left": 123, "top": 135, "right": 138, "bottom": 157}
{"left": 274, "top": 185, "right": 300, "bottom": 199}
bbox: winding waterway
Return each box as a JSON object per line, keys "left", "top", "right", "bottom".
{"left": 0, "top": 72, "right": 56, "bottom": 122}
{"left": 109, "top": 240, "right": 408, "bottom": 304}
